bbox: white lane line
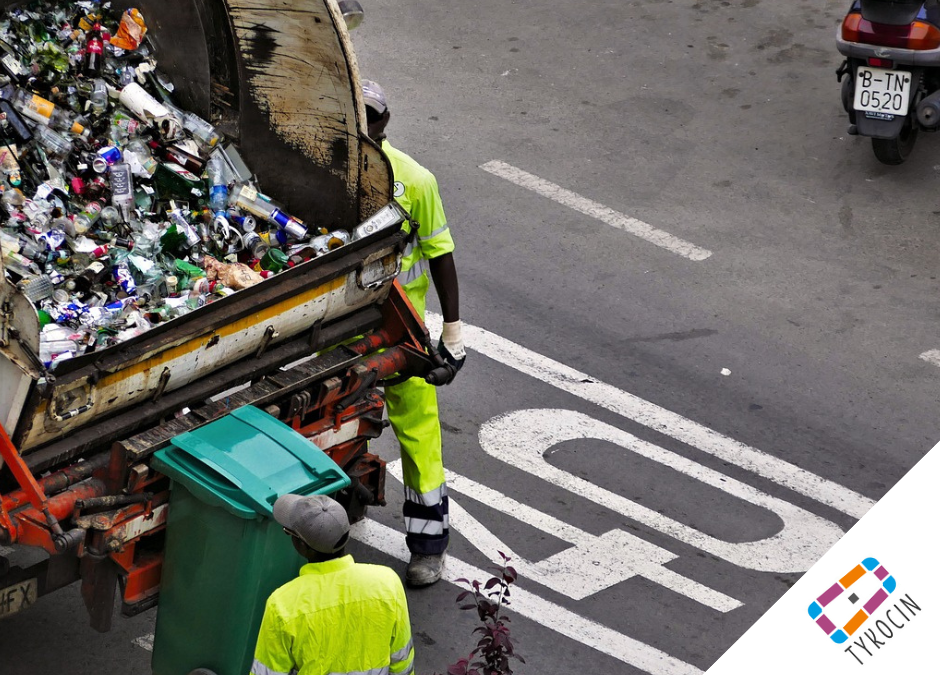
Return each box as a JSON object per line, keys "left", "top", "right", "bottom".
{"left": 133, "top": 633, "right": 154, "bottom": 652}
{"left": 919, "top": 350, "right": 940, "bottom": 367}
{"left": 426, "top": 313, "right": 875, "bottom": 520}
{"left": 479, "top": 160, "right": 713, "bottom": 262}
{"left": 351, "top": 518, "right": 704, "bottom": 675}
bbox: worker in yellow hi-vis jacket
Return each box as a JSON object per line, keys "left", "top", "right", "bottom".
{"left": 252, "top": 494, "right": 416, "bottom": 675}
{"left": 362, "top": 79, "right": 465, "bottom": 587}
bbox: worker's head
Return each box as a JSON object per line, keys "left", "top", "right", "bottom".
{"left": 362, "top": 79, "right": 390, "bottom": 142}
{"left": 274, "top": 494, "right": 350, "bottom": 562}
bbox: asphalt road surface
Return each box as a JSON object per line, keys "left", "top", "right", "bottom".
{"left": 7, "top": 0, "right": 940, "bottom": 673}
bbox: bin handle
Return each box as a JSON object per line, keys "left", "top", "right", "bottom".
{"left": 170, "top": 433, "right": 279, "bottom": 513}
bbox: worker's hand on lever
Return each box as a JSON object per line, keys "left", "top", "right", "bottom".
{"left": 438, "top": 320, "right": 466, "bottom": 376}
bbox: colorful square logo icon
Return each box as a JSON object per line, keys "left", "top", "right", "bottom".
{"left": 808, "top": 557, "right": 897, "bottom": 643}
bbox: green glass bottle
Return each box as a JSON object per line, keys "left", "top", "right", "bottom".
{"left": 260, "top": 248, "right": 288, "bottom": 273}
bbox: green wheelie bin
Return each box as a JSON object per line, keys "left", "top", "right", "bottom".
{"left": 149, "top": 405, "right": 351, "bottom": 675}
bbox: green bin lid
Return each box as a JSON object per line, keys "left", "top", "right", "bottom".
{"left": 152, "top": 406, "right": 351, "bottom": 519}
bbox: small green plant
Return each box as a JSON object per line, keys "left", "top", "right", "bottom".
{"left": 439, "top": 552, "right": 525, "bottom": 675}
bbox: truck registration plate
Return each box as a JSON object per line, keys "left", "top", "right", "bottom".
{"left": 0, "top": 578, "right": 37, "bottom": 617}
{"left": 854, "top": 66, "right": 912, "bottom": 115}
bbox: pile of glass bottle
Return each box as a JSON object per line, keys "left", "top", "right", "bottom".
{"left": 0, "top": 1, "right": 366, "bottom": 370}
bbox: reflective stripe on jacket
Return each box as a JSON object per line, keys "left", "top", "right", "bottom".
{"left": 252, "top": 555, "right": 415, "bottom": 675}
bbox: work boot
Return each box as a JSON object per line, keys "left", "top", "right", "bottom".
{"left": 406, "top": 553, "right": 445, "bottom": 587}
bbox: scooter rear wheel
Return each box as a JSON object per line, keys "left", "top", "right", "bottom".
{"left": 871, "top": 124, "right": 918, "bottom": 165}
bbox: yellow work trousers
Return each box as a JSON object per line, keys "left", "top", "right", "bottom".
{"left": 386, "top": 272, "right": 449, "bottom": 555}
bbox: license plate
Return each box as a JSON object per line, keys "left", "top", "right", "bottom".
{"left": 854, "top": 66, "right": 912, "bottom": 115}
{"left": 0, "top": 578, "right": 37, "bottom": 618}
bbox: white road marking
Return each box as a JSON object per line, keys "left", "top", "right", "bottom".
{"left": 479, "top": 160, "right": 713, "bottom": 262}
{"left": 351, "top": 518, "right": 704, "bottom": 675}
{"left": 478, "top": 409, "right": 844, "bottom": 573}
{"left": 133, "top": 633, "right": 154, "bottom": 652}
{"left": 388, "top": 460, "right": 742, "bottom": 611}
{"left": 919, "top": 350, "right": 940, "bottom": 367}
{"left": 426, "top": 313, "right": 875, "bottom": 520}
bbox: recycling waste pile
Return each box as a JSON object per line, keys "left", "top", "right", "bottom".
{"left": 0, "top": 1, "right": 376, "bottom": 370}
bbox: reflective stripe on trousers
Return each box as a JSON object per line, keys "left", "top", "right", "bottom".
{"left": 402, "top": 483, "right": 449, "bottom": 555}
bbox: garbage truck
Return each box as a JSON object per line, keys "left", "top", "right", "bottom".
{"left": 0, "top": 0, "right": 452, "bottom": 632}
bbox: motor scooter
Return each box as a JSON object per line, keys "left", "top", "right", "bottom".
{"left": 837, "top": 0, "right": 940, "bottom": 164}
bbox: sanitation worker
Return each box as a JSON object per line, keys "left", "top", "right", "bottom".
{"left": 362, "top": 79, "right": 465, "bottom": 587}
{"left": 251, "top": 494, "right": 416, "bottom": 675}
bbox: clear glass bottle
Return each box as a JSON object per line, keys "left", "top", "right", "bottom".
{"left": 5, "top": 86, "right": 90, "bottom": 137}
{"left": 31, "top": 124, "right": 73, "bottom": 159}
{"left": 72, "top": 201, "right": 102, "bottom": 235}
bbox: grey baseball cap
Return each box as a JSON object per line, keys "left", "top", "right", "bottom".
{"left": 274, "top": 494, "right": 350, "bottom": 554}
{"left": 361, "top": 79, "right": 388, "bottom": 114}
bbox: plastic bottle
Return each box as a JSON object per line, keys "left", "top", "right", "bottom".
{"left": 167, "top": 103, "right": 220, "bottom": 150}
{"left": 83, "top": 23, "right": 105, "bottom": 77}
{"left": 207, "top": 152, "right": 229, "bottom": 225}
{"left": 2, "top": 249, "right": 40, "bottom": 276}
{"left": 11, "top": 232, "right": 43, "bottom": 260}
{"left": 4, "top": 87, "right": 90, "bottom": 138}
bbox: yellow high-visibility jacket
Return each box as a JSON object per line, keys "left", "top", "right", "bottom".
{"left": 252, "top": 555, "right": 415, "bottom": 675}
{"left": 382, "top": 140, "right": 455, "bottom": 315}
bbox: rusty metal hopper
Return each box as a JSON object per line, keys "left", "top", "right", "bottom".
{"left": 0, "top": 0, "right": 402, "bottom": 468}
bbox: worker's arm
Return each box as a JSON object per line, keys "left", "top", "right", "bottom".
{"left": 413, "top": 170, "right": 464, "bottom": 369}
{"left": 429, "top": 253, "right": 465, "bottom": 368}
{"left": 252, "top": 604, "right": 295, "bottom": 675}
{"left": 389, "top": 581, "right": 416, "bottom": 675}
{"left": 428, "top": 253, "right": 459, "bottom": 323}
